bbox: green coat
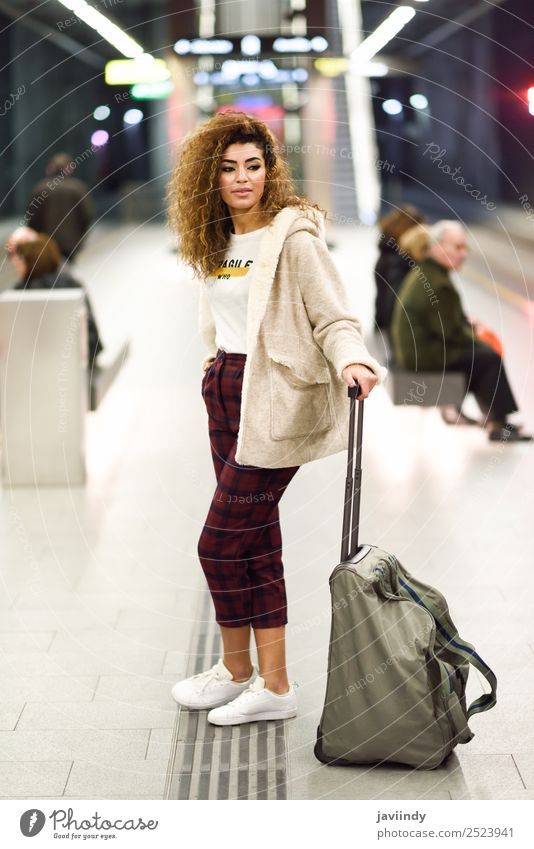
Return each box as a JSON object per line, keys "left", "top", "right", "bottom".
{"left": 390, "top": 257, "right": 474, "bottom": 371}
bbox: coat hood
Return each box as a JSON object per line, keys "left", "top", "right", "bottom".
{"left": 281, "top": 205, "right": 327, "bottom": 242}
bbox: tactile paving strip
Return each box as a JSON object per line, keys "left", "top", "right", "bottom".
{"left": 165, "top": 592, "right": 289, "bottom": 800}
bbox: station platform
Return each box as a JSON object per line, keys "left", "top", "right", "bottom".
{"left": 0, "top": 221, "right": 532, "bottom": 800}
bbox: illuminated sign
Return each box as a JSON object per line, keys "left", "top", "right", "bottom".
{"left": 172, "top": 35, "right": 330, "bottom": 57}
{"left": 174, "top": 38, "right": 233, "bottom": 55}
{"left": 315, "top": 58, "right": 388, "bottom": 77}
{"left": 105, "top": 57, "right": 170, "bottom": 85}
{"left": 314, "top": 58, "right": 350, "bottom": 77}
{"left": 272, "top": 36, "right": 328, "bottom": 53}
{"left": 194, "top": 67, "right": 308, "bottom": 86}
{"left": 131, "top": 81, "right": 174, "bottom": 100}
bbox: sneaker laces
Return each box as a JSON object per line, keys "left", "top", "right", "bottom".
{"left": 190, "top": 659, "right": 231, "bottom": 694}
{"left": 229, "top": 687, "right": 262, "bottom": 706}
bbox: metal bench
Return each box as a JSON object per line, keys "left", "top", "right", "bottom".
{"left": 385, "top": 367, "right": 466, "bottom": 407}
{"left": 0, "top": 291, "right": 130, "bottom": 485}
{"left": 0, "top": 290, "right": 87, "bottom": 485}
{"left": 367, "top": 332, "right": 466, "bottom": 408}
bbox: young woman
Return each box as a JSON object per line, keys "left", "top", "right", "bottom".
{"left": 167, "top": 111, "right": 387, "bottom": 727}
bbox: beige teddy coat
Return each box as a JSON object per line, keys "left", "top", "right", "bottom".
{"left": 198, "top": 205, "right": 388, "bottom": 468}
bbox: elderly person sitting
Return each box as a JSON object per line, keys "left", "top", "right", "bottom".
{"left": 390, "top": 220, "right": 530, "bottom": 442}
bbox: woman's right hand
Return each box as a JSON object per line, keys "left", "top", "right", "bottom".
{"left": 341, "top": 363, "right": 378, "bottom": 399}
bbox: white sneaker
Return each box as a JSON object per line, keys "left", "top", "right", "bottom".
{"left": 207, "top": 675, "right": 297, "bottom": 726}
{"left": 171, "top": 659, "right": 257, "bottom": 710}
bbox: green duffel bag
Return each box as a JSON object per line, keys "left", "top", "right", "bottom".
{"left": 314, "top": 545, "right": 497, "bottom": 769}
{"left": 314, "top": 386, "right": 497, "bottom": 770}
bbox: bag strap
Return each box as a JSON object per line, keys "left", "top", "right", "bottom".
{"left": 398, "top": 576, "right": 497, "bottom": 719}
{"left": 341, "top": 384, "right": 363, "bottom": 563}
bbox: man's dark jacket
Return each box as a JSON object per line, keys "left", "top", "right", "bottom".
{"left": 390, "top": 257, "right": 474, "bottom": 371}
{"left": 14, "top": 266, "right": 103, "bottom": 364}
{"left": 27, "top": 177, "right": 93, "bottom": 257}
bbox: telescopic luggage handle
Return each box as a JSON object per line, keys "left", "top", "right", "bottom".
{"left": 340, "top": 383, "right": 364, "bottom": 563}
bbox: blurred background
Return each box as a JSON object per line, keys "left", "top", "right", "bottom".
{"left": 0, "top": 0, "right": 532, "bottom": 228}
{"left": 0, "top": 0, "right": 533, "bottom": 805}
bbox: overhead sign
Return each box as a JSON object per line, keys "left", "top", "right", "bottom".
{"left": 174, "top": 38, "right": 234, "bottom": 55}
{"left": 130, "top": 81, "right": 174, "bottom": 100}
{"left": 272, "top": 36, "right": 328, "bottom": 53}
{"left": 105, "top": 57, "right": 170, "bottom": 85}
{"left": 314, "top": 58, "right": 350, "bottom": 77}
{"left": 172, "top": 35, "right": 331, "bottom": 58}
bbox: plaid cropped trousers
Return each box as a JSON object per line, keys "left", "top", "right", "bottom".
{"left": 198, "top": 349, "right": 300, "bottom": 629}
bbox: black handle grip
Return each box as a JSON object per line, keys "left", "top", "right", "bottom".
{"left": 340, "top": 381, "right": 364, "bottom": 562}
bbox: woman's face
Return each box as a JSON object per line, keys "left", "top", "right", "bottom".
{"left": 218, "top": 142, "right": 267, "bottom": 216}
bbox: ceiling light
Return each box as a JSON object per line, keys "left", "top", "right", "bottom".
{"left": 310, "top": 36, "right": 328, "bottom": 52}
{"left": 93, "top": 105, "right": 110, "bottom": 121}
{"left": 352, "top": 6, "right": 416, "bottom": 66}
{"left": 123, "top": 108, "right": 144, "bottom": 125}
{"left": 91, "top": 130, "right": 109, "bottom": 147}
{"left": 292, "top": 67, "right": 308, "bottom": 82}
{"left": 409, "top": 93, "right": 429, "bottom": 109}
{"left": 362, "top": 61, "right": 389, "bottom": 77}
{"left": 241, "top": 35, "right": 261, "bottom": 56}
{"left": 259, "top": 60, "right": 278, "bottom": 80}
{"left": 382, "top": 98, "right": 403, "bottom": 115}
{"left": 57, "top": 0, "right": 144, "bottom": 58}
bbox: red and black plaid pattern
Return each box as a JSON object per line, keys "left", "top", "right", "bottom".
{"left": 198, "top": 349, "right": 300, "bottom": 628}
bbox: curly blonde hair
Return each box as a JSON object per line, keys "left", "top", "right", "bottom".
{"left": 398, "top": 224, "right": 430, "bottom": 263}
{"left": 167, "top": 110, "right": 322, "bottom": 279}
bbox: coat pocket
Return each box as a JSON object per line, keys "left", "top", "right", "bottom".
{"left": 268, "top": 352, "right": 333, "bottom": 441}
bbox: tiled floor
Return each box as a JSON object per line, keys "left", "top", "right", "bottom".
{"left": 0, "top": 221, "right": 533, "bottom": 799}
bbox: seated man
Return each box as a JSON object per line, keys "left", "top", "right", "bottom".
{"left": 390, "top": 219, "right": 530, "bottom": 442}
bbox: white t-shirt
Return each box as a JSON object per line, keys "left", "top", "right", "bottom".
{"left": 203, "top": 225, "right": 269, "bottom": 354}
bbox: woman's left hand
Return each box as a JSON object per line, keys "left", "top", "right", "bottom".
{"left": 341, "top": 363, "right": 378, "bottom": 399}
